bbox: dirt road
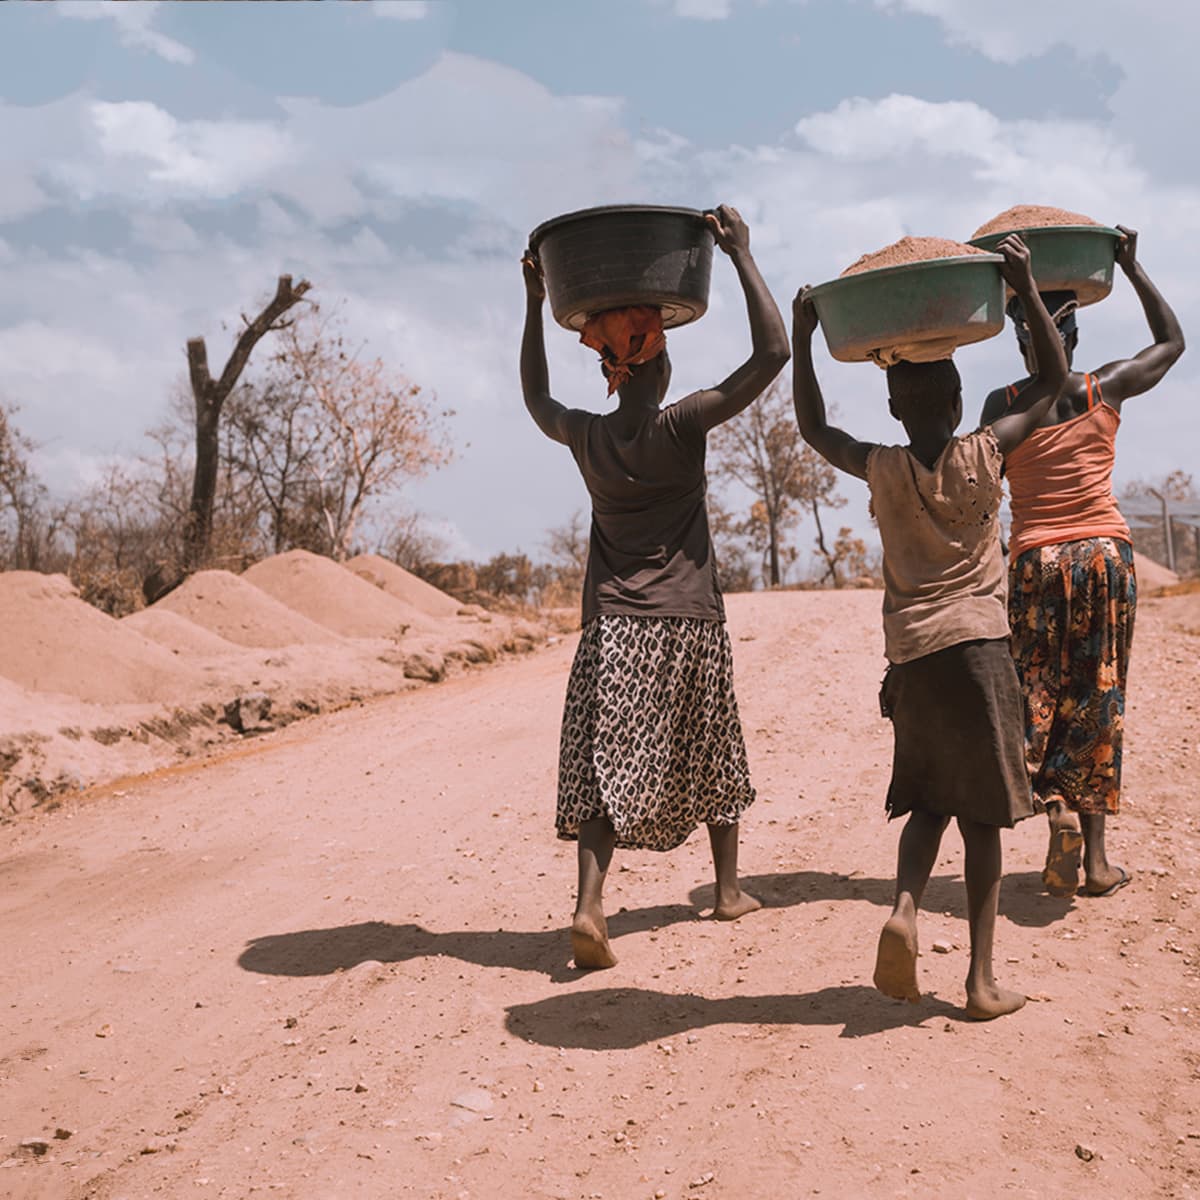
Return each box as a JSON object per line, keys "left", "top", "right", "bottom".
{"left": 2, "top": 591, "right": 1198, "bottom": 1199}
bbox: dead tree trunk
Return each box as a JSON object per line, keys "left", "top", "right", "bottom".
{"left": 181, "top": 274, "right": 311, "bottom": 573}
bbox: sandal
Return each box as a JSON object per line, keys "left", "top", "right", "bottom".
{"left": 1042, "top": 826, "right": 1084, "bottom": 898}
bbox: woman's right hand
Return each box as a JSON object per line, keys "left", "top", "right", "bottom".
{"left": 705, "top": 204, "right": 750, "bottom": 257}
{"left": 793, "top": 285, "right": 819, "bottom": 337}
{"left": 522, "top": 249, "right": 545, "bottom": 301}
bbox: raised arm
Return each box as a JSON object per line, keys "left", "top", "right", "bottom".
{"left": 791, "top": 287, "right": 875, "bottom": 481}
{"left": 686, "top": 205, "right": 790, "bottom": 433}
{"left": 1091, "top": 227, "right": 1185, "bottom": 408}
{"left": 985, "top": 235, "right": 1069, "bottom": 457}
{"left": 520, "top": 252, "right": 575, "bottom": 444}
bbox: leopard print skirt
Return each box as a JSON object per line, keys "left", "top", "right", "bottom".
{"left": 556, "top": 615, "right": 755, "bottom": 852}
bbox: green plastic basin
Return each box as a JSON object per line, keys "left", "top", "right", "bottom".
{"left": 967, "top": 225, "right": 1121, "bottom": 306}
{"left": 808, "top": 255, "right": 1005, "bottom": 364}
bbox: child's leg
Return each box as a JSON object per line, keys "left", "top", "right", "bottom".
{"left": 1080, "top": 812, "right": 1129, "bottom": 895}
{"left": 572, "top": 817, "right": 617, "bottom": 969}
{"left": 706, "top": 822, "right": 761, "bottom": 921}
{"left": 874, "top": 810, "right": 949, "bottom": 1003}
{"left": 958, "top": 817, "right": 1025, "bottom": 1019}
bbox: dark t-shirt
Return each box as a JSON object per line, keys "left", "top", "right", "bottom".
{"left": 564, "top": 394, "right": 725, "bottom": 626}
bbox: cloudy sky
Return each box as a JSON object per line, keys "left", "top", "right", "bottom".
{"left": 1, "top": 0, "right": 1195, "bottom": 565}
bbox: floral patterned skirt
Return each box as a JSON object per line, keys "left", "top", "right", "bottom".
{"left": 557, "top": 615, "right": 755, "bottom": 852}
{"left": 1008, "top": 537, "right": 1137, "bottom": 815}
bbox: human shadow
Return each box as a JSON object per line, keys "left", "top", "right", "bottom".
{"left": 505, "top": 984, "right": 966, "bottom": 1047}
{"left": 237, "top": 902, "right": 700, "bottom": 983}
{"left": 690, "top": 868, "right": 1074, "bottom": 929}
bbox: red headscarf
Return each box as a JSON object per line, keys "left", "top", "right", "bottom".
{"left": 579, "top": 306, "right": 667, "bottom": 395}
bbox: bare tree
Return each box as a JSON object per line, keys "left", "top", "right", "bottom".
{"left": 543, "top": 508, "right": 589, "bottom": 583}
{"left": 183, "top": 274, "right": 311, "bottom": 571}
{"left": 383, "top": 508, "right": 450, "bottom": 573}
{"left": 275, "top": 312, "right": 451, "bottom": 560}
{"left": 224, "top": 379, "right": 324, "bottom": 554}
{"left": 0, "top": 403, "right": 54, "bottom": 571}
{"left": 709, "top": 379, "right": 848, "bottom": 587}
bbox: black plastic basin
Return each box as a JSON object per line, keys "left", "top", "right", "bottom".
{"left": 529, "top": 205, "right": 714, "bottom": 332}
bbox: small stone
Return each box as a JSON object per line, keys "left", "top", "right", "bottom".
{"left": 1075, "top": 1144, "right": 1095, "bottom": 1162}
{"left": 54, "top": 1128, "right": 74, "bottom": 1141}
{"left": 931, "top": 940, "right": 954, "bottom": 954}
{"left": 19, "top": 1139, "right": 50, "bottom": 1157}
{"left": 95, "top": 1023, "right": 113, "bottom": 1038}
{"left": 284, "top": 1017, "right": 298, "bottom": 1029}
{"left": 354, "top": 1083, "right": 368, "bottom": 1094}
{"left": 688, "top": 1171, "right": 715, "bottom": 1188}
{"left": 532, "top": 1080, "right": 544, "bottom": 1092}
{"left": 613, "top": 1131, "right": 626, "bottom": 1143}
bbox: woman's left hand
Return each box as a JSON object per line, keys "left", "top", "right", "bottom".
{"left": 996, "top": 233, "right": 1035, "bottom": 294}
{"left": 705, "top": 204, "right": 750, "bottom": 256}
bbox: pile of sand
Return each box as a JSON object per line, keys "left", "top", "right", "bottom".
{"left": 122, "top": 607, "right": 245, "bottom": 658}
{"left": 1133, "top": 551, "right": 1180, "bottom": 593}
{"left": 243, "top": 549, "right": 436, "bottom": 639}
{"left": 0, "top": 573, "right": 204, "bottom": 705}
{"left": 841, "top": 236, "right": 988, "bottom": 277}
{"left": 157, "top": 569, "right": 343, "bottom": 649}
{"left": 972, "top": 205, "right": 1100, "bottom": 239}
{"left": 346, "top": 554, "right": 461, "bottom": 620}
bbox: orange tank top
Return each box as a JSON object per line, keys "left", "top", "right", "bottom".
{"left": 1004, "top": 374, "right": 1131, "bottom": 559}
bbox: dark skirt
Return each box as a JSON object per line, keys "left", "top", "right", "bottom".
{"left": 880, "top": 637, "right": 1036, "bottom": 828}
{"left": 557, "top": 615, "right": 755, "bottom": 851}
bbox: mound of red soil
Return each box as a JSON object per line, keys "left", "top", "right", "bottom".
{"left": 122, "top": 607, "right": 246, "bottom": 657}
{"left": 0, "top": 572, "right": 204, "bottom": 704}
{"left": 156, "top": 569, "right": 344, "bottom": 649}
{"left": 345, "top": 554, "right": 461, "bottom": 620}
{"left": 242, "top": 550, "right": 435, "bottom": 639}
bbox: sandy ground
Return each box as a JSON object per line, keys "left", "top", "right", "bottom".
{"left": 1, "top": 589, "right": 1198, "bottom": 1199}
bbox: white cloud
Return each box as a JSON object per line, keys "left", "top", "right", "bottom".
{"left": 56, "top": 1, "right": 195, "bottom": 65}
{"left": 876, "top": 1, "right": 1199, "bottom": 173}
{"left": 89, "top": 102, "right": 295, "bottom": 199}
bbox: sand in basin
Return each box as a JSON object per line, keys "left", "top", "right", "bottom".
{"left": 243, "top": 549, "right": 437, "bottom": 639}
{"left": 841, "top": 236, "right": 988, "bottom": 277}
{"left": 346, "top": 554, "right": 461, "bottom": 620}
{"left": 0, "top": 572, "right": 204, "bottom": 704}
{"left": 157, "top": 569, "right": 344, "bottom": 649}
{"left": 122, "top": 607, "right": 246, "bottom": 658}
{"left": 972, "top": 205, "right": 1101, "bottom": 239}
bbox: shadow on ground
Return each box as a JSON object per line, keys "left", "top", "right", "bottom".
{"left": 689, "top": 869, "right": 1074, "bottom": 929}
{"left": 238, "top": 902, "right": 700, "bottom": 982}
{"left": 239, "top": 868, "right": 1070, "bottom": 984}
{"left": 505, "top": 984, "right": 968, "bottom": 1046}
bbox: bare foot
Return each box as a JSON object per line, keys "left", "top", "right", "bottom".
{"left": 1042, "top": 824, "right": 1084, "bottom": 898}
{"left": 570, "top": 913, "right": 616, "bottom": 970}
{"left": 873, "top": 913, "right": 920, "bottom": 1004}
{"left": 964, "top": 982, "right": 1026, "bottom": 1021}
{"left": 711, "top": 890, "right": 762, "bottom": 921}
